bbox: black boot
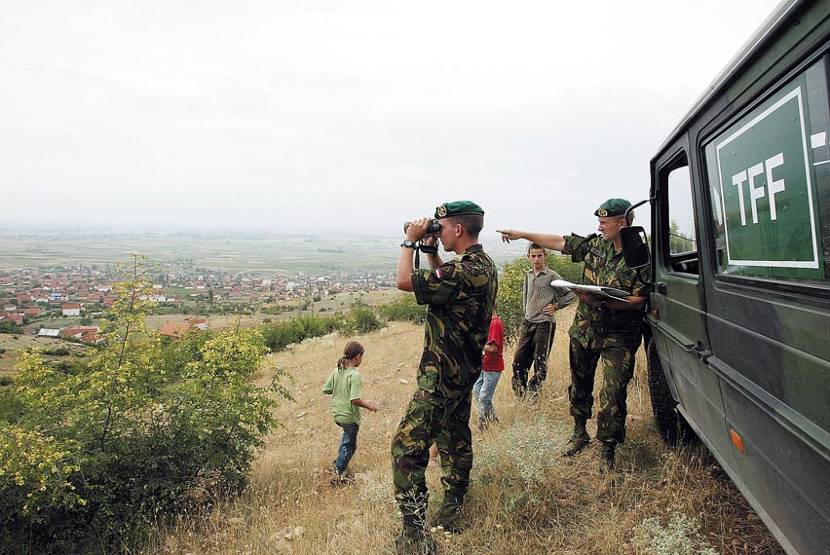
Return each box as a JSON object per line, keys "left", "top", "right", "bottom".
{"left": 434, "top": 490, "right": 465, "bottom": 534}
{"left": 599, "top": 441, "right": 616, "bottom": 474}
{"left": 394, "top": 493, "right": 435, "bottom": 555}
{"left": 561, "top": 418, "right": 591, "bottom": 457}
{"left": 394, "top": 526, "right": 436, "bottom": 555}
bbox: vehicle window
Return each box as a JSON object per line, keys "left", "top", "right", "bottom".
{"left": 703, "top": 58, "right": 830, "bottom": 285}
{"left": 660, "top": 155, "right": 699, "bottom": 275}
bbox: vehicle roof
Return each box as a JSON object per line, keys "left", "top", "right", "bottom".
{"left": 652, "top": 0, "right": 804, "bottom": 160}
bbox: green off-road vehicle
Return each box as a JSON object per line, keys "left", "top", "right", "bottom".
{"left": 630, "top": 1, "right": 830, "bottom": 553}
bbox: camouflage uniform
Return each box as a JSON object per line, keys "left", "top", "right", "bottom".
{"left": 562, "top": 234, "right": 650, "bottom": 443}
{"left": 391, "top": 244, "right": 497, "bottom": 526}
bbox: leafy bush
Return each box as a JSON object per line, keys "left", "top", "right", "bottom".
{"left": 0, "top": 321, "right": 21, "bottom": 334}
{"left": 342, "top": 303, "right": 383, "bottom": 335}
{"left": 261, "top": 314, "right": 341, "bottom": 352}
{"left": 41, "top": 347, "right": 71, "bottom": 357}
{"left": 0, "top": 270, "right": 291, "bottom": 553}
{"left": 497, "top": 253, "right": 583, "bottom": 341}
{"left": 377, "top": 295, "right": 427, "bottom": 324}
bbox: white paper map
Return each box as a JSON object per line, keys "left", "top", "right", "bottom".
{"left": 550, "top": 279, "right": 630, "bottom": 302}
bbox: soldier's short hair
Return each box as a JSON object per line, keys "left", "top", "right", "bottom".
{"left": 447, "top": 214, "right": 483, "bottom": 238}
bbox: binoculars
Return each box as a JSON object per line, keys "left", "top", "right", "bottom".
{"left": 403, "top": 219, "right": 442, "bottom": 235}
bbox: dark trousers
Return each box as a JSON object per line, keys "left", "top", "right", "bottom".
{"left": 511, "top": 320, "right": 555, "bottom": 396}
{"left": 568, "top": 334, "right": 640, "bottom": 443}
{"left": 391, "top": 388, "right": 474, "bottom": 526}
{"left": 334, "top": 422, "right": 359, "bottom": 474}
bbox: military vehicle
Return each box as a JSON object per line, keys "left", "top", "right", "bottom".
{"left": 630, "top": 1, "right": 830, "bottom": 553}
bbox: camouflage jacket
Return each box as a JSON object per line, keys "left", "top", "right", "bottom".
{"left": 411, "top": 244, "right": 498, "bottom": 399}
{"left": 562, "top": 234, "right": 650, "bottom": 348}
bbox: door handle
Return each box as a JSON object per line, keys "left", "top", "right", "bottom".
{"left": 655, "top": 281, "right": 667, "bottom": 294}
{"left": 692, "top": 341, "right": 712, "bottom": 363}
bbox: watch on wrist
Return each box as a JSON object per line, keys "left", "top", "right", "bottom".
{"left": 400, "top": 239, "right": 417, "bottom": 249}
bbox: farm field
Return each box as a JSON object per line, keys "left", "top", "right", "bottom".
{"left": 0, "top": 231, "right": 394, "bottom": 273}
{"left": 0, "top": 229, "right": 522, "bottom": 274}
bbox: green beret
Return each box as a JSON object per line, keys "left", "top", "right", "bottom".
{"left": 434, "top": 200, "right": 485, "bottom": 219}
{"left": 594, "top": 198, "right": 631, "bottom": 218}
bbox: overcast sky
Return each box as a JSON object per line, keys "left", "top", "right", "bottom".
{"left": 1, "top": 0, "right": 781, "bottom": 236}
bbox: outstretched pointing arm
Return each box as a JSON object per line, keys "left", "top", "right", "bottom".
{"left": 497, "top": 229, "right": 566, "bottom": 252}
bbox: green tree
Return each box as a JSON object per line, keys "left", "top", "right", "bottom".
{"left": 1, "top": 257, "right": 291, "bottom": 552}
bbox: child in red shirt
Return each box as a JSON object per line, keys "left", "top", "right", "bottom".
{"left": 473, "top": 313, "right": 504, "bottom": 431}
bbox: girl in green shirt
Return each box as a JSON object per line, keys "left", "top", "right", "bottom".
{"left": 323, "top": 341, "right": 377, "bottom": 480}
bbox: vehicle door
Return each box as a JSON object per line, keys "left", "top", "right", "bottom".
{"left": 650, "top": 144, "right": 737, "bottom": 466}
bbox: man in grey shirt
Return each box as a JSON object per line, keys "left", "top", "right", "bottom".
{"left": 511, "top": 243, "right": 575, "bottom": 398}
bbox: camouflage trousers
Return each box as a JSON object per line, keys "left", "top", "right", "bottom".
{"left": 568, "top": 333, "right": 641, "bottom": 443}
{"left": 511, "top": 320, "right": 555, "bottom": 396}
{"left": 391, "top": 386, "right": 474, "bottom": 525}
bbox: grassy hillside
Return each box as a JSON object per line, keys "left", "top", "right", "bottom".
{"left": 143, "top": 307, "right": 783, "bottom": 554}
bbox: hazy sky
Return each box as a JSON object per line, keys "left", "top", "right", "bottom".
{"left": 1, "top": 0, "right": 781, "bottom": 236}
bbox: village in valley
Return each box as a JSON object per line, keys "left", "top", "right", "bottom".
{"left": 0, "top": 228, "right": 520, "bottom": 350}
{"left": 0, "top": 261, "right": 397, "bottom": 370}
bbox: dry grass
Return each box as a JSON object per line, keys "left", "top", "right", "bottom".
{"left": 142, "top": 307, "right": 783, "bottom": 555}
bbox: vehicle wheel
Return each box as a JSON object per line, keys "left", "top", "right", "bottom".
{"left": 647, "top": 338, "right": 696, "bottom": 446}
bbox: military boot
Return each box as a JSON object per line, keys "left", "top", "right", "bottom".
{"left": 599, "top": 441, "right": 616, "bottom": 474}
{"left": 434, "top": 491, "right": 465, "bottom": 534}
{"left": 561, "top": 418, "right": 591, "bottom": 457}
{"left": 394, "top": 525, "right": 436, "bottom": 555}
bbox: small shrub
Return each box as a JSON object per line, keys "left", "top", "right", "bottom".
{"left": 0, "top": 322, "right": 21, "bottom": 334}
{"left": 377, "top": 295, "right": 427, "bottom": 324}
{"left": 503, "top": 417, "right": 560, "bottom": 487}
{"left": 633, "top": 511, "right": 718, "bottom": 555}
{"left": 261, "top": 314, "right": 340, "bottom": 352}
{"left": 344, "top": 303, "right": 383, "bottom": 334}
{"left": 474, "top": 416, "right": 566, "bottom": 489}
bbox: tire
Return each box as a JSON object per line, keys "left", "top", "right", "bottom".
{"left": 647, "top": 337, "right": 697, "bottom": 446}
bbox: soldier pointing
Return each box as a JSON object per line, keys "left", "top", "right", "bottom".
{"left": 498, "top": 198, "right": 650, "bottom": 473}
